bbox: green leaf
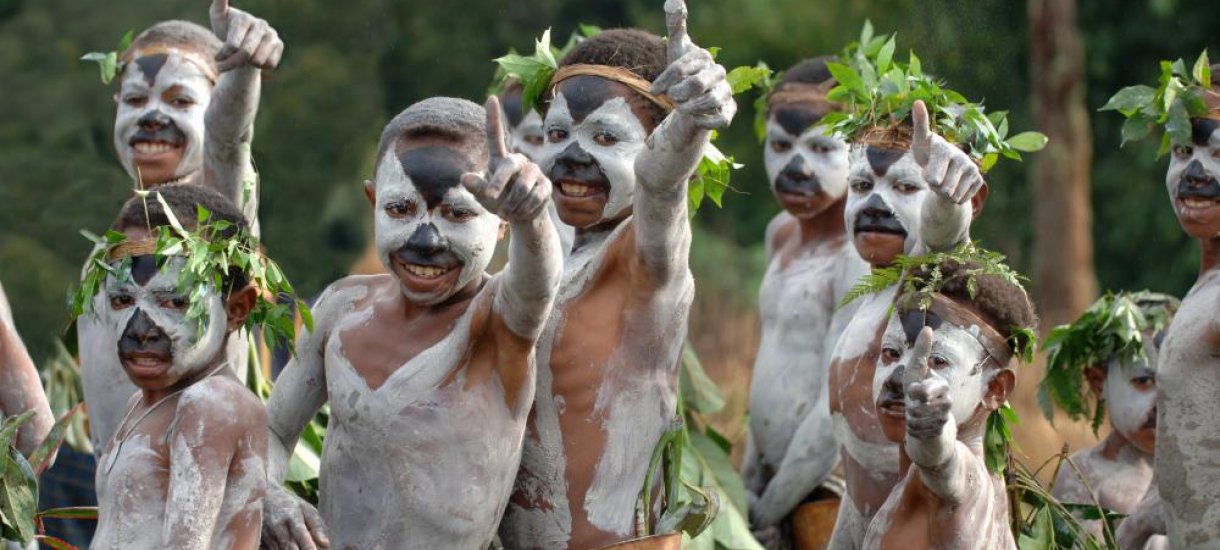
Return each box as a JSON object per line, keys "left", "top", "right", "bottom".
{"left": 36, "top": 507, "right": 98, "bottom": 520}
{"left": 1194, "top": 50, "right": 1212, "bottom": 87}
{"left": 679, "top": 344, "right": 725, "bottom": 415}
{"left": 1100, "top": 85, "right": 1156, "bottom": 114}
{"left": 1165, "top": 100, "right": 1192, "bottom": 145}
{"left": 876, "top": 35, "right": 896, "bottom": 74}
{"left": 725, "top": 63, "right": 772, "bottom": 95}
{"left": 35, "top": 534, "right": 81, "bottom": 550}
{"left": 1005, "top": 131, "right": 1049, "bottom": 152}
{"left": 1120, "top": 113, "right": 1154, "bottom": 145}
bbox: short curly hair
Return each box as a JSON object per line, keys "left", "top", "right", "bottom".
{"left": 555, "top": 29, "right": 670, "bottom": 127}
{"left": 903, "top": 259, "right": 1038, "bottom": 358}
{"left": 778, "top": 56, "right": 835, "bottom": 88}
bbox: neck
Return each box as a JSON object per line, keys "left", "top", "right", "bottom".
{"left": 573, "top": 217, "right": 623, "bottom": 251}
{"left": 142, "top": 351, "right": 228, "bottom": 404}
{"left": 795, "top": 198, "right": 847, "bottom": 245}
{"left": 1200, "top": 235, "right": 1220, "bottom": 275}
{"left": 1098, "top": 429, "right": 1153, "bottom": 465}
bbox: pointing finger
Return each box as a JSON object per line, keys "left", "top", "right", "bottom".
{"left": 485, "top": 95, "right": 510, "bottom": 164}
{"left": 904, "top": 326, "right": 934, "bottom": 387}
{"left": 911, "top": 100, "right": 933, "bottom": 167}
{"left": 664, "top": 0, "right": 693, "bottom": 63}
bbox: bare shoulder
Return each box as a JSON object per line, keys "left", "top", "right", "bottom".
{"left": 176, "top": 375, "right": 266, "bottom": 437}
{"left": 312, "top": 274, "right": 391, "bottom": 321}
{"left": 765, "top": 212, "right": 797, "bottom": 258}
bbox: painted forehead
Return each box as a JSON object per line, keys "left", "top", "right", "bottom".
{"left": 1190, "top": 118, "right": 1220, "bottom": 147}
{"left": 122, "top": 49, "right": 215, "bottom": 88}
{"left": 109, "top": 255, "right": 183, "bottom": 290}
{"left": 768, "top": 103, "right": 832, "bottom": 136}
{"left": 382, "top": 144, "right": 477, "bottom": 208}
{"left": 895, "top": 305, "right": 992, "bottom": 355}
{"left": 553, "top": 76, "right": 657, "bottom": 127}
{"left": 858, "top": 146, "right": 909, "bottom": 178}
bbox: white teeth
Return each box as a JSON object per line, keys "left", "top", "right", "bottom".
{"left": 131, "top": 357, "right": 163, "bottom": 367}
{"left": 1182, "top": 197, "right": 1218, "bottom": 209}
{"left": 133, "top": 142, "right": 175, "bottom": 155}
{"left": 560, "top": 182, "right": 597, "bottom": 197}
{"left": 405, "top": 264, "right": 449, "bottom": 279}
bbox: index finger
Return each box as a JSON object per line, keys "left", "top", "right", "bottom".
{"left": 911, "top": 100, "right": 932, "bottom": 166}
{"left": 484, "top": 95, "right": 510, "bottom": 162}
{"left": 903, "top": 326, "right": 934, "bottom": 387}
{"left": 664, "top": 0, "right": 693, "bottom": 63}
{"left": 210, "top": 0, "right": 229, "bottom": 17}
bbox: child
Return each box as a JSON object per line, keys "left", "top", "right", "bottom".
{"left": 87, "top": 184, "right": 270, "bottom": 549}
{"left": 865, "top": 260, "right": 1036, "bottom": 549}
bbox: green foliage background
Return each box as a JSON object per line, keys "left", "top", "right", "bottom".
{"left": 0, "top": 0, "right": 1217, "bottom": 366}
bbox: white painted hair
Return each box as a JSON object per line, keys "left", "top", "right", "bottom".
{"left": 375, "top": 97, "right": 488, "bottom": 177}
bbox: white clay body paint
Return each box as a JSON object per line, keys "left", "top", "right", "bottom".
{"left": 871, "top": 315, "right": 992, "bottom": 426}
{"left": 843, "top": 146, "right": 928, "bottom": 257}
{"left": 505, "top": 107, "right": 575, "bottom": 256}
{"left": 113, "top": 50, "right": 213, "bottom": 184}
{"left": 314, "top": 282, "right": 533, "bottom": 549}
{"left": 763, "top": 121, "right": 850, "bottom": 199}
{"left": 372, "top": 152, "right": 500, "bottom": 305}
{"left": 539, "top": 93, "right": 648, "bottom": 223}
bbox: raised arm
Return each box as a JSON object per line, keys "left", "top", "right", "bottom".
{"left": 904, "top": 327, "right": 969, "bottom": 503}
{"left": 204, "top": 0, "right": 282, "bottom": 210}
{"left": 633, "top": 0, "right": 736, "bottom": 284}
{"left": 0, "top": 284, "right": 53, "bottom": 459}
{"left": 462, "top": 97, "right": 563, "bottom": 340}
{"left": 910, "top": 101, "right": 984, "bottom": 254}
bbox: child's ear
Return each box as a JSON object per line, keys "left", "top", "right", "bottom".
{"left": 364, "top": 179, "right": 376, "bottom": 207}
{"left": 970, "top": 182, "right": 990, "bottom": 220}
{"left": 1084, "top": 364, "right": 1107, "bottom": 396}
{"left": 224, "top": 285, "right": 259, "bottom": 332}
{"left": 982, "top": 368, "right": 1015, "bottom": 411}
{"left": 498, "top": 220, "right": 508, "bottom": 241}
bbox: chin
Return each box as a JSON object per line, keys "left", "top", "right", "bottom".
{"left": 854, "top": 232, "right": 907, "bottom": 266}
{"left": 778, "top": 193, "right": 836, "bottom": 219}
{"left": 1173, "top": 196, "right": 1220, "bottom": 238}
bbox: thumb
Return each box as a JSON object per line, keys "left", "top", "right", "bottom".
{"left": 664, "top": 0, "right": 693, "bottom": 63}
{"left": 210, "top": 0, "right": 231, "bottom": 36}
{"left": 460, "top": 172, "right": 491, "bottom": 201}
{"left": 903, "top": 326, "right": 934, "bottom": 388}
{"left": 911, "top": 100, "right": 933, "bottom": 167}
{"left": 484, "top": 95, "right": 510, "bottom": 165}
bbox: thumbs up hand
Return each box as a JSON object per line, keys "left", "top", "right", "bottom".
{"left": 910, "top": 100, "right": 984, "bottom": 205}
{"left": 648, "top": 0, "right": 736, "bottom": 131}
{"left": 461, "top": 96, "right": 552, "bottom": 223}
{"left": 904, "top": 327, "right": 953, "bottom": 440}
{"left": 210, "top": 0, "right": 284, "bottom": 72}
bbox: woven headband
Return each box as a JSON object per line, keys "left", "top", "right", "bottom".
{"left": 767, "top": 81, "right": 839, "bottom": 111}
{"left": 906, "top": 294, "right": 1015, "bottom": 367}
{"left": 106, "top": 239, "right": 160, "bottom": 262}
{"left": 550, "top": 64, "right": 675, "bottom": 112}
{"left": 123, "top": 45, "right": 219, "bottom": 86}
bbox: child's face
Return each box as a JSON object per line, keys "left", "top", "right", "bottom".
{"left": 1099, "top": 329, "right": 1161, "bottom": 454}
{"left": 873, "top": 309, "right": 996, "bottom": 443}
{"left": 540, "top": 77, "right": 653, "bottom": 229}
{"left": 113, "top": 47, "right": 215, "bottom": 186}
{"left": 763, "top": 106, "right": 849, "bottom": 219}
{"left": 845, "top": 145, "right": 929, "bottom": 266}
{"left": 1164, "top": 118, "right": 1220, "bottom": 240}
{"left": 368, "top": 142, "right": 501, "bottom": 305}
{"left": 103, "top": 231, "right": 228, "bottom": 393}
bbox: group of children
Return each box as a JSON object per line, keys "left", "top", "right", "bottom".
{"left": 0, "top": 0, "right": 1217, "bottom": 549}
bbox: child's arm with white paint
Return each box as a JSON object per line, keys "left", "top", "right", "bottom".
{"left": 163, "top": 382, "right": 263, "bottom": 549}
{"left": 909, "top": 100, "right": 984, "bottom": 254}
{"left": 904, "top": 327, "right": 969, "bottom": 504}
{"left": 204, "top": 0, "right": 283, "bottom": 212}
{"left": 633, "top": 0, "right": 735, "bottom": 285}
{"left": 463, "top": 97, "right": 562, "bottom": 341}
{"left": 0, "top": 284, "right": 53, "bottom": 461}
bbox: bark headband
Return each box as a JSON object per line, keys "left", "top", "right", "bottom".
{"left": 550, "top": 64, "right": 675, "bottom": 112}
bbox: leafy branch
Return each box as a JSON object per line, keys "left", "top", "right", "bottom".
{"left": 1101, "top": 50, "right": 1213, "bottom": 156}
{"left": 821, "top": 21, "right": 1047, "bottom": 172}
{"left": 80, "top": 29, "right": 134, "bottom": 85}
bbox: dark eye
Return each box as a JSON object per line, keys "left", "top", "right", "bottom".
{"left": 524, "top": 134, "right": 544, "bottom": 147}
{"left": 442, "top": 205, "right": 477, "bottom": 222}
{"left": 881, "top": 347, "right": 901, "bottom": 362}
{"left": 770, "top": 140, "right": 792, "bottom": 153}
{"left": 930, "top": 355, "right": 951, "bottom": 369}
{"left": 161, "top": 296, "right": 189, "bottom": 310}
{"left": 1131, "top": 375, "right": 1155, "bottom": 390}
{"left": 123, "top": 95, "right": 148, "bottom": 108}
{"left": 1211, "top": 148, "right": 1220, "bottom": 160}
{"left": 896, "top": 181, "right": 921, "bottom": 194}
{"left": 547, "top": 128, "right": 569, "bottom": 143}
{"left": 109, "top": 294, "right": 134, "bottom": 310}
{"left": 385, "top": 201, "right": 416, "bottom": 219}
{"left": 850, "top": 179, "right": 873, "bottom": 193}
{"left": 1172, "top": 144, "right": 1192, "bottom": 159}
{"left": 809, "top": 143, "right": 832, "bottom": 154}
{"left": 169, "top": 96, "right": 195, "bottom": 108}
{"left": 593, "top": 132, "right": 619, "bottom": 146}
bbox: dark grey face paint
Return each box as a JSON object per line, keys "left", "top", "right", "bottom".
{"left": 501, "top": 89, "right": 526, "bottom": 128}
{"left": 773, "top": 106, "right": 823, "bottom": 137}
{"left": 774, "top": 155, "right": 822, "bottom": 195}
{"left": 853, "top": 193, "right": 907, "bottom": 235}
{"left": 118, "top": 308, "right": 173, "bottom": 360}
{"left": 131, "top": 255, "right": 160, "bottom": 286}
{"left": 899, "top": 309, "right": 944, "bottom": 346}
{"left": 866, "top": 146, "right": 906, "bottom": 177}
{"left": 1191, "top": 118, "right": 1219, "bottom": 147}
{"left": 397, "top": 146, "right": 475, "bottom": 210}
{"left": 554, "top": 76, "right": 657, "bottom": 129}
{"left": 1177, "top": 159, "right": 1220, "bottom": 199}
{"left": 547, "top": 141, "right": 610, "bottom": 191}
{"left": 132, "top": 110, "right": 186, "bottom": 146}
{"left": 133, "top": 54, "right": 170, "bottom": 87}
{"left": 394, "top": 223, "right": 460, "bottom": 268}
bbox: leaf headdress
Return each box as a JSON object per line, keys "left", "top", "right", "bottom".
{"left": 1102, "top": 50, "right": 1217, "bottom": 156}
{"left": 1038, "top": 291, "right": 1179, "bottom": 434}
{"left": 69, "top": 192, "right": 312, "bottom": 353}
{"left": 821, "top": 22, "right": 1047, "bottom": 172}
{"left": 492, "top": 27, "right": 771, "bottom": 216}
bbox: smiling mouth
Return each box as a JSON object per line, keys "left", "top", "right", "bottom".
{"left": 121, "top": 351, "right": 172, "bottom": 374}
{"left": 130, "top": 139, "right": 183, "bottom": 156}
{"left": 556, "top": 179, "right": 608, "bottom": 198}
{"left": 1178, "top": 196, "right": 1220, "bottom": 209}
{"left": 402, "top": 263, "right": 454, "bottom": 279}
{"left": 855, "top": 223, "right": 906, "bottom": 236}
{"left": 878, "top": 399, "right": 906, "bottom": 418}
